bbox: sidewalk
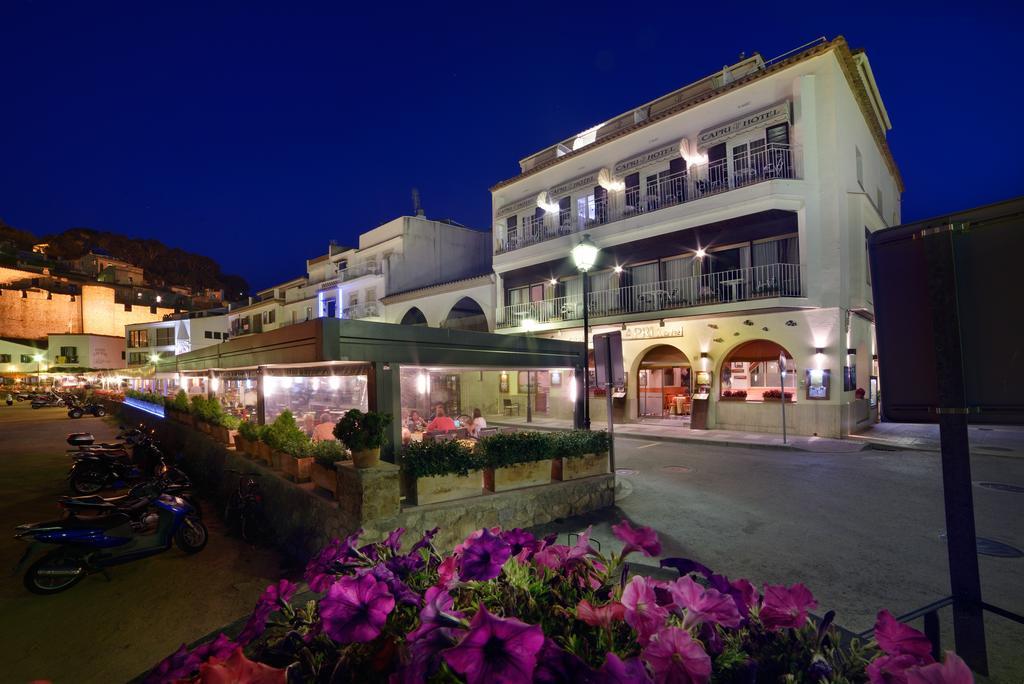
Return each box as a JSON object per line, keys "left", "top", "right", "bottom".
{"left": 488, "top": 415, "right": 865, "bottom": 453}
{"left": 847, "top": 422, "right": 1024, "bottom": 457}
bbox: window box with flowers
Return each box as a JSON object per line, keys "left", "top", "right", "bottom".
{"left": 403, "top": 439, "right": 484, "bottom": 505}
{"left": 762, "top": 389, "right": 795, "bottom": 402}
{"left": 550, "top": 430, "right": 610, "bottom": 481}
{"left": 720, "top": 390, "right": 748, "bottom": 401}
{"left": 478, "top": 431, "right": 554, "bottom": 492}
{"left": 310, "top": 441, "right": 349, "bottom": 498}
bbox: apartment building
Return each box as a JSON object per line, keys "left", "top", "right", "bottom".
{"left": 490, "top": 37, "right": 900, "bottom": 438}
{"left": 124, "top": 310, "right": 230, "bottom": 367}
{"left": 227, "top": 215, "right": 492, "bottom": 336}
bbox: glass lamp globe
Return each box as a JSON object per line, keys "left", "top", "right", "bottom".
{"left": 571, "top": 235, "right": 599, "bottom": 273}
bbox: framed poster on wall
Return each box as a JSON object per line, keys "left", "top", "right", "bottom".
{"left": 805, "top": 368, "right": 830, "bottom": 400}
{"left": 695, "top": 371, "right": 712, "bottom": 386}
{"left": 550, "top": 371, "right": 562, "bottom": 386}
{"left": 518, "top": 371, "right": 529, "bottom": 393}
{"left": 843, "top": 366, "right": 857, "bottom": 392}
{"left": 499, "top": 372, "right": 509, "bottom": 393}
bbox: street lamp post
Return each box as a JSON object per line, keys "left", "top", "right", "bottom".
{"left": 779, "top": 351, "right": 788, "bottom": 445}
{"left": 571, "top": 235, "right": 599, "bottom": 430}
{"left": 33, "top": 353, "right": 44, "bottom": 387}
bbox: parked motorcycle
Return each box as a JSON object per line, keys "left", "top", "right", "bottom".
{"left": 66, "top": 398, "right": 106, "bottom": 419}
{"left": 67, "top": 433, "right": 186, "bottom": 495}
{"left": 59, "top": 475, "right": 200, "bottom": 524}
{"left": 14, "top": 494, "right": 207, "bottom": 594}
{"left": 31, "top": 391, "right": 70, "bottom": 409}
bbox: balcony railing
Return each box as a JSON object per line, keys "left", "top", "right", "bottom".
{"left": 496, "top": 143, "right": 796, "bottom": 254}
{"left": 343, "top": 302, "right": 381, "bottom": 320}
{"left": 340, "top": 262, "right": 382, "bottom": 281}
{"left": 496, "top": 262, "right": 802, "bottom": 329}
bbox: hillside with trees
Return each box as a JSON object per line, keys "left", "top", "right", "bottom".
{"left": 0, "top": 219, "right": 248, "bottom": 299}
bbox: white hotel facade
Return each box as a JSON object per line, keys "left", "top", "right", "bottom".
{"left": 489, "top": 37, "right": 900, "bottom": 438}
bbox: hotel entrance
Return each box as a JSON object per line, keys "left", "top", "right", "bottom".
{"left": 637, "top": 345, "right": 692, "bottom": 424}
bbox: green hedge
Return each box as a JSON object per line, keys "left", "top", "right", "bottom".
{"left": 311, "top": 440, "right": 349, "bottom": 468}
{"left": 402, "top": 439, "right": 482, "bottom": 478}
{"left": 169, "top": 389, "right": 190, "bottom": 412}
{"left": 551, "top": 430, "right": 611, "bottom": 459}
{"left": 238, "top": 420, "right": 263, "bottom": 442}
{"left": 264, "top": 410, "right": 312, "bottom": 457}
{"left": 476, "top": 431, "right": 554, "bottom": 469}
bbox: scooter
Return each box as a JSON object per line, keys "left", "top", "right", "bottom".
{"left": 31, "top": 392, "right": 68, "bottom": 409}
{"left": 59, "top": 475, "right": 200, "bottom": 523}
{"left": 67, "top": 435, "right": 186, "bottom": 495}
{"left": 66, "top": 398, "right": 106, "bottom": 419}
{"left": 14, "top": 494, "right": 207, "bottom": 594}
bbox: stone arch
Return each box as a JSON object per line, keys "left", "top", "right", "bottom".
{"left": 400, "top": 307, "right": 428, "bottom": 326}
{"left": 719, "top": 339, "right": 795, "bottom": 401}
{"left": 633, "top": 344, "right": 692, "bottom": 418}
{"left": 441, "top": 296, "right": 489, "bottom": 332}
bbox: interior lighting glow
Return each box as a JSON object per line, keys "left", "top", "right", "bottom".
{"left": 310, "top": 377, "right": 320, "bottom": 391}
{"left": 210, "top": 377, "right": 220, "bottom": 392}
{"left": 416, "top": 373, "right": 428, "bottom": 395}
{"left": 695, "top": 248, "right": 706, "bottom": 259}
{"left": 568, "top": 376, "right": 578, "bottom": 403}
{"left": 328, "top": 376, "right": 341, "bottom": 390}
{"left": 613, "top": 265, "right": 623, "bottom": 274}
{"left": 264, "top": 376, "right": 276, "bottom": 396}
{"left": 280, "top": 376, "right": 293, "bottom": 389}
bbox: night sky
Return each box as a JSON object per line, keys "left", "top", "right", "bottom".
{"left": 2, "top": 2, "right": 1021, "bottom": 291}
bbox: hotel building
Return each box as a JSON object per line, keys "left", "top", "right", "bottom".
{"left": 489, "top": 37, "right": 900, "bottom": 438}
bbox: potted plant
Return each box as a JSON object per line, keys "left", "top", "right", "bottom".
{"left": 218, "top": 414, "right": 241, "bottom": 446}
{"left": 403, "top": 439, "right": 483, "bottom": 504}
{"left": 763, "top": 389, "right": 794, "bottom": 402}
{"left": 550, "top": 430, "right": 610, "bottom": 481}
{"left": 169, "top": 389, "right": 190, "bottom": 424}
{"left": 720, "top": 389, "right": 747, "bottom": 401}
{"left": 264, "top": 410, "right": 306, "bottom": 470}
{"left": 855, "top": 387, "right": 866, "bottom": 400}
{"left": 478, "top": 431, "right": 554, "bottom": 492}
{"left": 237, "top": 420, "right": 260, "bottom": 454}
{"left": 310, "top": 440, "right": 349, "bottom": 497}
{"left": 333, "top": 409, "right": 392, "bottom": 468}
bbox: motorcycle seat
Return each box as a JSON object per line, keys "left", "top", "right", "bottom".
{"left": 57, "top": 512, "right": 133, "bottom": 529}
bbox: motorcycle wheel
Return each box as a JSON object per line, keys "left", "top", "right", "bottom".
{"left": 175, "top": 517, "right": 208, "bottom": 553}
{"left": 69, "top": 468, "right": 106, "bottom": 494}
{"left": 68, "top": 409, "right": 83, "bottom": 419}
{"left": 94, "top": 407, "right": 106, "bottom": 417}
{"left": 24, "top": 553, "right": 87, "bottom": 594}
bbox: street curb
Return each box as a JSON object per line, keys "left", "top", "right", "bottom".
{"left": 488, "top": 420, "right": 865, "bottom": 454}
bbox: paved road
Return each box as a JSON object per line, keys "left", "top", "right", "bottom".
{"left": 536, "top": 436, "right": 1024, "bottom": 683}
{"left": 0, "top": 403, "right": 283, "bottom": 683}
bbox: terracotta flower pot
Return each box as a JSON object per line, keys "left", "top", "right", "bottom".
{"left": 351, "top": 447, "right": 380, "bottom": 469}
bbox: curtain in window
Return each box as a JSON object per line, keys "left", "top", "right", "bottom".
{"left": 589, "top": 270, "right": 612, "bottom": 292}
{"left": 752, "top": 241, "right": 776, "bottom": 267}
{"left": 663, "top": 256, "right": 696, "bottom": 282}
{"left": 630, "top": 263, "right": 660, "bottom": 288}
{"left": 779, "top": 236, "right": 798, "bottom": 264}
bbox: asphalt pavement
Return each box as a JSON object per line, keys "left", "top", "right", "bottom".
{"left": 534, "top": 435, "right": 1024, "bottom": 683}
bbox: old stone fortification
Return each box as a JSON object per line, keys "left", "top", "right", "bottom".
{"left": 0, "top": 279, "right": 174, "bottom": 340}
{"left": 115, "top": 403, "right": 614, "bottom": 560}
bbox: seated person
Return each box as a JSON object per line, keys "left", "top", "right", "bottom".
{"left": 402, "top": 425, "right": 412, "bottom": 445}
{"left": 424, "top": 405, "right": 456, "bottom": 433}
{"left": 312, "top": 413, "right": 337, "bottom": 442}
{"left": 407, "top": 410, "right": 426, "bottom": 433}
{"left": 468, "top": 408, "right": 487, "bottom": 438}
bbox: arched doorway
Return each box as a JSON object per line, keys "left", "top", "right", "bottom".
{"left": 637, "top": 345, "right": 692, "bottom": 421}
{"left": 720, "top": 340, "right": 795, "bottom": 401}
{"left": 400, "top": 307, "right": 428, "bottom": 326}
{"left": 441, "top": 297, "right": 489, "bottom": 332}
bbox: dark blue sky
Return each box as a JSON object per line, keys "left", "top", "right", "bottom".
{"left": 2, "top": 2, "right": 1021, "bottom": 290}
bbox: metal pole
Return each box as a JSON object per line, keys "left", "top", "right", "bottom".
{"left": 582, "top": 271, "right": 591, "bottom": 430}
{"left": 526, "top": 371, "right": 532, "bottom": 423}
{"left": 605, "top": 336, "right": 615, "bottom": 473}
{"left": 923, "top": 225, "right": 988, "bottom": 675}
{"left": 779, "top": 352, "right": 787, "bottom": 444}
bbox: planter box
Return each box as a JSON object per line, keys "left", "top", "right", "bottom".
{"left": 271, "top": 449, "right": 286, "bottom": 470}
{"left": 256, "top": 441, "right": 273, "bottom": 465}
{"left": 282, "top": 455, "right": 313, "bottom": 482}
{"left": 234, "top": 434, "right": 245, "bottom": 452}
{"left": 484, "top": 459, "right": 552, "bottom": 492}
{"left": 225, "top": 429, "right": 238, "bottom": 447}
{"left": 311, "top": 461, "right": 339, "bottom": 497}
{"left": 211, "top": 425, "right": 227, "bottom": 442}
{"left": 552, "top": 452, "right": 609, "bottom": 481}
{"left": 414, "top": 470, "right": 483, "bottom": 505}
{"left": 719, "top": 396, "right": 747, "bottom": 401}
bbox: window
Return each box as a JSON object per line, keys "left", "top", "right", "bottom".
{"left": 59, "top": 346, "right": 77, "bottom": 360}
{"left": 876, "top": 187, "right": 884, "bottom": 219}
{"left": 124, "top": 303, "right": 132, "bottom": 312}
{"left": 121, "top": 351, "right": 126, "bottom": 360}
{"left": 325, "top": 299, "right": 337, "bottom": 318}
{"left": 21, "top": 355, "right": 33, "bottom": 363}
{"left": 214, "top": 331, "right": 222, "bottom": 339}
{"left": 128, "top": 352, "right": 148, "bottom": 365}
{"left": 865, "top": 227, "right": 872, "bottom": 286}
{"left": 149, "top": 305, "right": 157, "bottom": 314}
{"left": 205, "top": 331, "right": 213, "bottom": 339}
{"left": 262, "top": 310, "right": 276, "bottom": 325}
{"left": 128, "top": 330, "right": 149, "bottom": 348}
{"left": 365, "top": 287, "right": 377, "bottom": 302}
{"left": 155, "top": 328, "right": 174, "bottom": 346}
{"left": 348, "top": 291, "right": 359, "bottom": 307}
{"left": 856, "top": 147, "right": 864, "bottom": 188}
{"left": 0, "top": 354, "right": 10, "bottom": 363}
{"left": 506, "top": 215, "right": 518, "bottom": 247}
{"left": 576, "top": 194, "right": 596, "bottom": 227}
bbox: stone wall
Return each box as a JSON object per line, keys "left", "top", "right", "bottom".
{"left": 115, "top": 403, "right": 614, "bottom": 561}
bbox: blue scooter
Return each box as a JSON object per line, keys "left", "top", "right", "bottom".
{"left": 14, "top": 494, "right": 207, "bottom": 594}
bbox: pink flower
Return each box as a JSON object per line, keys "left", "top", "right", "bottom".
{"left": 668, "top": 576, "right": 743, "bottom": 629}
{"left": 874, "top": 610, "right": 935, "bottom": 661}
{"left": 868, "top": 654, "right": 922, "bottom": 684}
{"left": 612, "top": 520, "right": 662, "bottom": 557}
{"left": 319, "top": 573, "right": 395, "bottom": 643}
{"left": 642, "top": 626, "right": 712, "bottom": 684}
{"left": 759, "top": 583, "right": 817, "bottom": 630}
{"left": 457, "top": 528, "right": 511, "bottom": 581}
{"left": 442, "top": 604, "right": 545, "bottom": 684}
{"left": 621, "top": 576, "right": 669, "bottom": 645}
{"left": 196, "top": 647, "right": 286, "bottom": 684}
{"left": 576, "top": 599, "right": 626, "bottom": 628}
{"left": 407, "top": 585, "right": 464, "bottom": 641}
{"left": 436, "top": 555, "right": 458, "bottom": 587}
{"left": 601, "top": 653, "right": 653, "bottom": 683}
{"left": 905, "top": 652, "right": 974, "bottom": 684}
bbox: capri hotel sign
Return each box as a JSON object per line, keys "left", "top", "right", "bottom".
{"left": 623, "top": 324, "right": 683, "bottom": 340}
{"left": 697, "top": 100, "right": 791, "bottom": 149}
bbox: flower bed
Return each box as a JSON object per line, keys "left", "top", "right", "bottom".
{"left": 762, "top": 389, "right": 794, "bottom": 402}
{"left": 145, "top": 521, "right": 974, "bottom": 683}
{"left": 477, "top": 431, "right": 553, "bottom": 492}
{"left": 403, "top": 439, "right": 483, "bottom": 505}
{"left": 551, "top": 430, "right": 610, "bottom": 481}
{"left": 720, "top": 389, "right": 748, "bottom": 401}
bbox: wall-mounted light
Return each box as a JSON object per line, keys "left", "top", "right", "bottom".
{"left": 695, "top": 248, "right": 706, "bottom": 259}
{"left": 743, "top": 320, "right": 754, "bottom": 326}
{"left": 786, "top": 320, "right": 797, "bottom": 327}
{"left": 416, "top": 373, "right": 428, "bottom": 395}
{"left": 659, "top": 319, "right": 665, "bottom": 327}
{"left": 847, "top": 348, "right": 857, "bottom": 355}
{"left": 613, "top": 265, "right": 623, "bottom": 274}
{"left": 549, "top": 278, "right": 558, "bottom": 286}
{"left": 328, "top": 376, "right": 341, "bottom": 390}
{"left": 700, "top": 352, "right": 709, "bottom": 358}
{"left": 815, "top": 347, "right": 825, "bottom": 355}
{"left": 872, "top": 354, "right": 878, "bottom": 361}
{"left": 621, "top": 322, "right": 626, "bottom": 331}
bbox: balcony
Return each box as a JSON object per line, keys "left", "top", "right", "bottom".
{"left": 339, "top": 262, "right": 382, "bottom": 282}
{"left": 342, "top": 302, "right": 382, "bottom": 320}
{"left": 496, "top": 144, "right": 796, "bottom": 255}
{"left": 496, "top": 262, "right": 802, "bottom": 329}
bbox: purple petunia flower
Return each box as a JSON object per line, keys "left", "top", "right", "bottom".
{"left": 191, "top": 633, "right": 236, "bottom": 663}
{"left": 398, "top": 625, "right": 462, "bottom": 684}
{"left": 642, "top": 626, "right": 712, "bottom": 684}
{"left": 457, "top": 528, "right": 512, "bottom": 581}
{"left": 621, "top": 576, "right": 669, "bottom": 646}
{"left": 904, "top": 651, "right": 973, "bottom": 684}
{"left": 600, "top": 652, "right": 653, "bottom": 683}
{"left": 500, "top": 527, "right": 538, "bottom": 556}
{"left": 384, "top": 527, "right": 406, "bottom": 552}
{"left": 359, "top": 564, "right": 420, "bottom": 607}
{"left": 707, "top": 575, "right": 759, "bottom": 622}
{"left": 612, "top": 520, "right": 662, "bottom": 558}
{"left": 386, "top": 552, "right": 425, "bottom": 579}
{"left": 304, "top": 529, "right": 362, "bottom": 593}
{"left": 260, "top": 578, "right": 298, "bottom": 606}
{"left": 669, "top": 575, "right": 743, "bottom": 629}
{"left": 145, "top": 643, "right": 199, "bottom": 683}
{"left": 759, "top": 583, "right": 817, "bottom": 630}
{"left": 442, "top": 604, "right": 545, "bottom": 684}
{"left": 660, "top": 557, "right": 714, "bottom": 579}
{"left": 407, "top": 585, "right": 464, "bottom": 642}
{"left": 867, "top": 653, "right": 924, "bottom": 684}
{"left": 533, "top": 638, "right": 599, "bottom": 683}
{"left": 874, "top": 610, "right": 935, "bottom": 661}
{"left": 410, "top": 526, "right": 440, "bottom": 554}
{"left": 319, "top": 573, "right": 395, "bottom": 643}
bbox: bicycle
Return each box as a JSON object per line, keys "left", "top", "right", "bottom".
{"left": 223, "top": 469, "right": 271, "bottom": 545}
